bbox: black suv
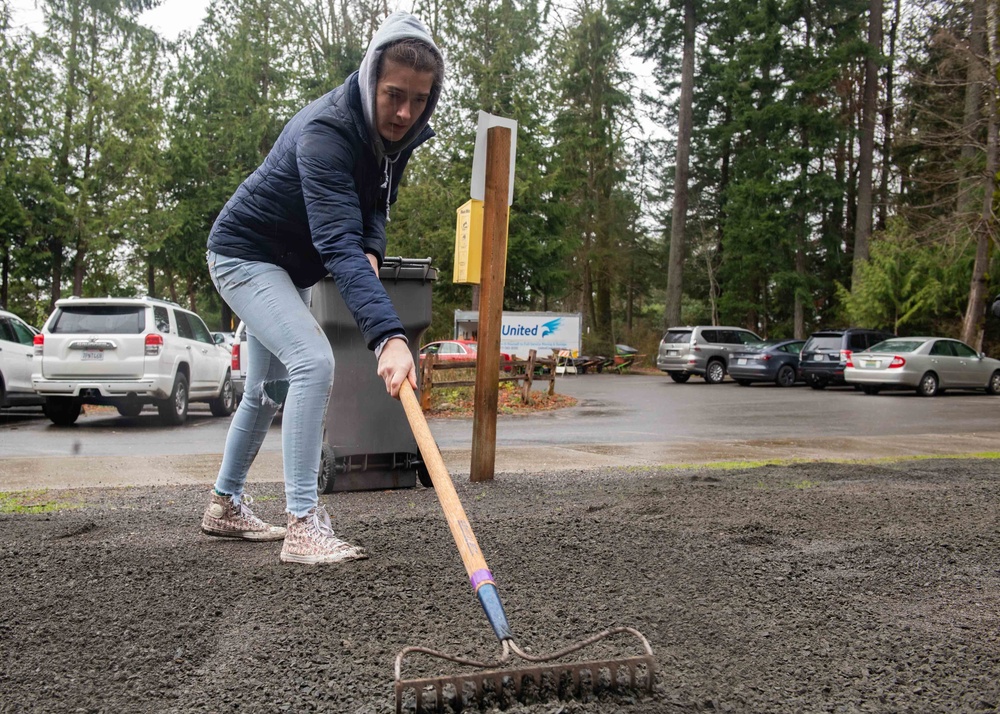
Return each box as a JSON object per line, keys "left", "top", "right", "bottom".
{"left": 799, "top": 328, "right": 894, "bottom": 389}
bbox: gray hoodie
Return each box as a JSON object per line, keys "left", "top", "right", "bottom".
{"left": 357, "top": 11, "right": 443, "bottom": 161}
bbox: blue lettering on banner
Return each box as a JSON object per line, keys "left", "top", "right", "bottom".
{"left": 501, "top": 324, "right": 539, "bottom": 337}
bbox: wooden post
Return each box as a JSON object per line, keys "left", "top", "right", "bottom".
{"left": 521, "top": 349, "right": 536, "bottom": 403}
{"left": 470, "top": 126, "right": 511, "bottom": 482}
{"left": 419, "top": 354, "right": 435, "bottom": 411}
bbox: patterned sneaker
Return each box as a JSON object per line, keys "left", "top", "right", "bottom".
{"left": 201, "top": 491, "right": 286, "bottom": 541}
{"left": 280, "top": 505, "right": 368, "bottom": 565}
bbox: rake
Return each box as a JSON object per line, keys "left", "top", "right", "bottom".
{"left": 395, "top": 381, "right": 655, "bottom": 712}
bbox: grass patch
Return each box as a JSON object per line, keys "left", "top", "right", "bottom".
{"left": 645, "top": 451, "right": 1000, "bottom": 474}
{"left": 0, "top": 490, "right": 83, "bottom": 514}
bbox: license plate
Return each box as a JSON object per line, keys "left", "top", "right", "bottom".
{"left": 81, "top": 350, "right": 104, "bottom": 361}
{"left": 667, "top": 350, "right": 678, "bottom": 356}
{"left": 863, "top": 360, "right": 879, "bottom": 368}
{"left": 737, "top": 358, "right": 747, "bottom": 365}
{"left": 813, "top": 355, "right": 825, "bottom": 361}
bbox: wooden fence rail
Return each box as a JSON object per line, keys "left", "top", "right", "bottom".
{"left": 418, "top": 348, "right": 557, "bottom": 411}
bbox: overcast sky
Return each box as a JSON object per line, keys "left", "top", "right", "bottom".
{"left": 9, "top": 0, "right": 208, "bottom": 39}
{"left": 10, "top": 0, "right": 415, "bottom": 40}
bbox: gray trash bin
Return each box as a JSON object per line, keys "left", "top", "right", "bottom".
{"left": 310, "top": 257, "right": 436, "bottom": 492}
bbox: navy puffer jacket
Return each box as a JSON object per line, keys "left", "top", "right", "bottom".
{"left": 207, "top": 71, "right": 432, "bottom": 350}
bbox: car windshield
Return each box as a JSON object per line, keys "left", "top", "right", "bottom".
{"left": 868, "top": 339, "right": 925, "bottom": 353}
{"left": 51, "top": 306, "right": 145, "bottom": 334}
{"left": 663, "top": 330, "right": 692, "bottom": 344}
{"left": 804, "top": 335, "right": 841, "bottom": 351}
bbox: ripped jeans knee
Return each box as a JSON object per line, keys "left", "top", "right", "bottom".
{"left": 261, "top": 379, "right": 290, "bottom": 409}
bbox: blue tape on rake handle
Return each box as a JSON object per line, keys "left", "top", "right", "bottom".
{"left": 473, "top": 578, "right": 513, "bottom": 642}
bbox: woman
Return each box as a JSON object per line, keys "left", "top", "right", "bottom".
{"left": 201, "top": 12, "right": 444, "bottom": 565}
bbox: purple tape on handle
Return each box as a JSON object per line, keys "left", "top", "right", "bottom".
{"left": 469, "top": 568, "right": 495, "bottom": 592}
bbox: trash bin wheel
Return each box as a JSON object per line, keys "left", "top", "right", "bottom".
{"left": 415, "top": 462, "right": 432, "bottom": 488}
{"left": 318, "top": 442, "right": 337, "bottom": 494}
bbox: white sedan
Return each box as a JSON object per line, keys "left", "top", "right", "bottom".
{"left": 845, "top": 336, "right": 1000, "bottom": 396}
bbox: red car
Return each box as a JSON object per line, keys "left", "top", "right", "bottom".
{"left": 419, "top": 340, "right": 513, "bottom": 364}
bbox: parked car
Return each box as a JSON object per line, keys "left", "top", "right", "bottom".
{"left": 212, "top": 331, "right": 235, "bottom": 351}
{"left": 799, "top": 327, "right": 894, "bottom": 389}
{"left": 729, "top": 339, "right": 806, "bottom": 387}
{"left": 231, "top": 321, "right": 246, "bottom": 403}
{"left": 32, "top": 296, "right": 237, "bottom": 425}
{"left": 655, "top": 326, "right": 763, "bottom": 384}
{"left": 0, "top": 308, "right": 45, "bottom": 409}
{"left": 845, "top": 336, "right": 1000, "bottom": 396}
{"left": 419, "top": 340, "right": 513, "bottom": 365}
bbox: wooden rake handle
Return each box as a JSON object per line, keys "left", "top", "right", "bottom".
{"left": 399, "top": 381, "right": 512, "bottom": 641}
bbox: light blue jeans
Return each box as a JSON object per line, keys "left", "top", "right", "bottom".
{"left": 207, "top": 250, "right": 334, "bottom": 516}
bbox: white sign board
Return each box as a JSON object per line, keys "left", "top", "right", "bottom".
{"left": 498, "top": 313, "right": 582, "bottom": 358}
{"left": 471, "top": 111, "right": 517, "bottom": 206}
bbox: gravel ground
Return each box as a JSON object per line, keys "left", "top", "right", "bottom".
{"left": 2, "top": 458, "right": 999, "bottom": 713}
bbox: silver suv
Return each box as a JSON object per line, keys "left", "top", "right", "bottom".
{"left": 32, "top": 296, "right": 236, "bottom": 426}
{"left": 656, "top": 325, "right": 763, "bottom": 384}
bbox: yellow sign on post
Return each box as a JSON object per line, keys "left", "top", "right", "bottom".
{"left": 454, "top": 199, "right": 483, "bottom": 284}
{"left": 454, "top": 199, "right": 510, "bottom": 285}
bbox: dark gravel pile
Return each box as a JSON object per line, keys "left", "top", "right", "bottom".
{"left": 2, "top": 458, "right": 999, "bottom": 713}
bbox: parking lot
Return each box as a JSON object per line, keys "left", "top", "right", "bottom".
{"left": 1, "top": 373, "right": 998, "bottom": 490}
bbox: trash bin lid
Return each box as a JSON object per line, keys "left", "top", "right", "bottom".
{"left": 379, "top": 257, "right": 437, "bottom": 283}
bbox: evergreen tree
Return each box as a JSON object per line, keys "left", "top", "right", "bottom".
{"left": 33, "top": 0, "right": 164, "bottom": 308}
{"left": 162, "top": 0, "right": 298, "bottom": 318}
{"left": 390, "top": 0, "right": 566, "bottom": 340}
{"left": 550, "top": 0, "right": 638, "bottom": 351}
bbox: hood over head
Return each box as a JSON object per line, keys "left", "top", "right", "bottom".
{"left": 358, "top": 11, "right": 443, "bottom": 159}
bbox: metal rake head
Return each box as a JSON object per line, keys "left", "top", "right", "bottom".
{"left": 394, "top": 627, "right": 655, "bottom": 713}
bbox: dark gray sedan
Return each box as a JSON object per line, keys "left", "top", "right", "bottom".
{"left": 729, "top": 339, "right": 805, "bottom": 387}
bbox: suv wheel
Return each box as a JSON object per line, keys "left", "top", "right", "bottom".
{"left": 116, "top": 398, "right": 143, "bottom": 418}
{"left": 704, "top": 360, "right": 725, "bottom": 384}
{"left": 209, "top": 372, "right": 236, "bottom": 417}
{"left": 45, "top": 397, "right": 81, "bottom": 426}
{"left": 667, "top": 372, "right": 690, "bottom": 383}
{"left": 158, "top": 373, "right": 189, "bottom": 425}
{"left": 806, "top": 374, "right": 826, "bottom": 390}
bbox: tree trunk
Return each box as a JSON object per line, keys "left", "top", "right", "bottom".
{"left": 958, "top": 0, "right": 987, "bottom": 218}
{"left": 794, "top": 245, "right": 806, "bottom": 339}
{"left": 1, "top": 245, "right": 9, "bottom": 309}
{"left": 52, "top": 0, "right": 83, "bottom": 309}
{"left": 960, "top": 0, "right": 998, "bottom": 349}
{"left": 221, "top": 303, "right": 233, "bottom": 331}
{"left": 852, "top": 0, "right": 882, "bottom": 289}
{"left": 878, "top": 0, "right": 901, "bottom": 231}
{"left": 664, "top": 0, "right": 695, "bottom": 329}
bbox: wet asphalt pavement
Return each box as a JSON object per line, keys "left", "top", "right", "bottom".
{"left": 1, "top": 373, "right": 998, "bottom": 490}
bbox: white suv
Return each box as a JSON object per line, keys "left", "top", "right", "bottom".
{"left": 0, "top": 308, "right": 44, "bottom": 409}
{"left": 32, "top": 296, "right": 236, "bottom": 426}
